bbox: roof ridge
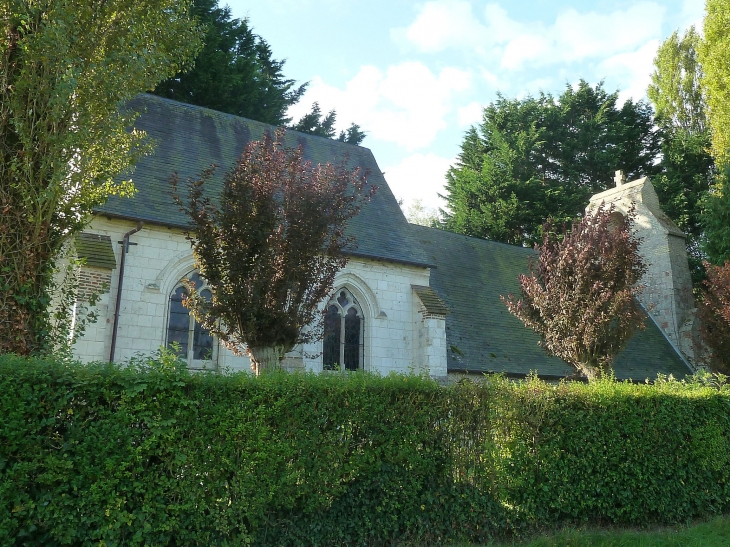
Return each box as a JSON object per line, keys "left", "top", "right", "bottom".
{"left": 135, "top": 93, "right": 372, "bottom": 153}
{"left": 410, "top": 223, "right": 536, "bottom": 253}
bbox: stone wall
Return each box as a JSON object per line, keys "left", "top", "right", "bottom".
{"left": 588, "top": 176, "right": 697, "bottom": 366}
{"left": 412, "top": 289, "right": 448, "bottom": 378}
{"left": 71, "top": 217, "right": 446, "bottom": 376}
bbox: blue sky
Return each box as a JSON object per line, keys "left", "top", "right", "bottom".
{"left": 228, "top": 1, "right": 704, "bottom": 213}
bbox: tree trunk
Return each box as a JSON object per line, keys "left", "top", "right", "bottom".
{"left": 247, "top": 345, "right": 288, "bottom": 375}
{"left": 0, "top": 212, "right": 55, "bottom": 356}
{"left": 577, "top": 360, "right": 610, "bottom": 382}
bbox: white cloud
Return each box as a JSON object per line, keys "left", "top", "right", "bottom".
{"left": 287, "top": 62, "right": 472, "bottom": 151}
{"left": 382, "top": 153, "right": 454, "bottom": 210}
{"left": 679, "top": 0, "right": 705, "bottom": 32}
{"left": 501, "top": 34, "right": 551, "bottom": 70}
{"left": 398, "top": 1, "right": 666, "bottom": 72}
{"left": 401, "top": 0, "right": 486, "bottom": 53}
{"left": 552, "top": 5, "right": 664, "bottom": 62}
{"left": 599, "top": 39, "right": 661, "bottom": 103}
{"left": 457, "top": 102, "right": 483, "bottom": 127}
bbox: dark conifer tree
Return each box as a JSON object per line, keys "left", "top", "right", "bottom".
{"left": 442, "top": 81, "right": 660, "bottom": 247}
{"left": 153, "top": 0, "right": 305, "bottom": 125}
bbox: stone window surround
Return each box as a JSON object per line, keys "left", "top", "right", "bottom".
{"left": 323, "top": 287, "right": 365, "bottom": 372}
{"left": 164, "top": 270, "right": 219, "bottom": 370}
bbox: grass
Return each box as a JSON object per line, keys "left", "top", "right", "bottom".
{"left": 476, "top": 515, "right": 730, "bottom": 546}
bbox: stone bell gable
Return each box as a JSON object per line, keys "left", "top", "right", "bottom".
{"left": 588, "top": 172, "right": 698, "bottom": 366}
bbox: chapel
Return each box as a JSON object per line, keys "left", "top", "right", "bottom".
{"left": 71, "top": 94, "right": 693, "bottom": 380}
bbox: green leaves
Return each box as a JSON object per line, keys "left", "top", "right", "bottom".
{"left": 1, "top": 0, "right": 202, "bottom": 355}
{"left": 152, "top": 0, "right": 305, "bottom": 126}
{"left": 699, "top": 0, "right": 730, "bottom": 167}
{"left": 0, "top": 356, "right": 730, "bottom": 546}
{"left": 3, "top": 356, "right": 730, "bottom": 544}
{"left": 648, "top": 26, "right": 706, "bottom": 135}
{"left": 443, "top": 81, "right": 660, "bottom": 247}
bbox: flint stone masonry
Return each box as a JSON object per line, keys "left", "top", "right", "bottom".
{"left": 71, "top": 217, "right": 443, "bottom": 376}
{"left": 588, "top": 176, "right": 698, "bottom": 365}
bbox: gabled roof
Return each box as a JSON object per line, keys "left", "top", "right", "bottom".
{"left": 411, "top": 224, "right": 692, "bottom": 380}
{"left": 97, "top": 94, "right": 433, "bottom": 268}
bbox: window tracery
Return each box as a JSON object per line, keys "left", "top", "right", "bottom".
{"left": 166, "top": 272, "right": 215, "bottom": 367}
{"left": 323, "top": 288, "right": 364, "bottom": 371}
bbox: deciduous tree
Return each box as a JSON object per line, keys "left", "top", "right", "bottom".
{"left": 171, "top": 130, "right": 374, "bottom": 374}
{"left": 699, "top": 0, "right": 730, "bottom": 166}
{"left": 0, "top": 0, "right": 201, "bottom": 355}
{"left": 443, "top": 81, "right": 660, "bottom": 246}
{"left": 648, "top": 26, "right": 707, "bottom": 135}
{"left": 502, "top": 205, "right": 647, "bottom": 380}
{"left": 698, "top": 0, "right": 730, "bottom": 265}
{"left": 698, "top": 260, "right": 730, "bottom": 373}
{"left": 647, "top": 26, "right": 714, "bottom": 285}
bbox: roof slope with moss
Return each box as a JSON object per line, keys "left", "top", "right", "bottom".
{"left": 97, "top": 94, "right": 433, "bottom": 268}
{"left": 411, "top": 224, "right": 692, "bottom": 380}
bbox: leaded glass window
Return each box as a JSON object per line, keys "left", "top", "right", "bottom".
{"left": 323, "top": 305, "right": 341, "bottom": 371}
{"left": 322, "top": 288, "right": 364, "bottom": 371}
{"left": 166, "top": 273, "right": 215, "bottom": 367}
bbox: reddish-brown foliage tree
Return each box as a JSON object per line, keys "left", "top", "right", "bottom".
{"left": 172, "top": 129, "right": 374, "bottom": 374}
{"left": 502, "top": 205, "right": 647, "bottom": 380}
{"left": 698, "top": 261, "right": 730, "bottom": 373}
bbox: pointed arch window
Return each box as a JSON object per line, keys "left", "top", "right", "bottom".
{"left": 323, "top": 288, "right": 364, "bottom": 371}
{"left": 166, "top": 272, "right": 215, "bottom": 367}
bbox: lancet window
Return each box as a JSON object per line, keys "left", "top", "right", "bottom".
{"left": 166, "top": 272, "right": 215, "bottom": 367}
{"left": 322, "top": 288, "right": 364, "bottom": 371}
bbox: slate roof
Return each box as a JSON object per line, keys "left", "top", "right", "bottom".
{"left": 97, "top": 94, "right": 433, "bottom": 268}
{"left": 412, "top": 285, "right": 449, "bottom": 316}
{"left": 411, "top": 224, "right": 692, "bottom": 380}
{"left": 97, "top": 94, "right": 691, "bottom": 381}
{"left": 75, "top": 233, "right": 116, "bottom": 270}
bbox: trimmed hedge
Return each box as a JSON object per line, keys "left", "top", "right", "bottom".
{"left": 1, "top": 354, "right": 730, "bottom": 546}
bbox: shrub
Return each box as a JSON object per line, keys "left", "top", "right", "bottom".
{"left": 2, "top": 356, "right": 730, "bottom": 546}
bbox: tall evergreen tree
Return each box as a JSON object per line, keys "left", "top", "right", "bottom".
{"left": 155, "top": 0, "right": 367, "bottom": 144}
{"left": 290, "top": 102, "right": 337, "bottom": 138}
{"left": 291, "top": 102, "right": 367, "bottom": 145}
{"left": 153, "top": 0, "right": 305, "bottom": 125}
{"left": 442, "top": 81, "right": 660, "bottom": 246}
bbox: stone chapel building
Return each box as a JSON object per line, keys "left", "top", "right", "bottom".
{"left": 70, "top": 94, "right": 693, "bottom": 380}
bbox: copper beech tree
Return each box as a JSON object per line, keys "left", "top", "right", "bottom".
{"left": 172, "top": 130, "right": 374, "bottom": 374}
{"left": 698, "top": 260, "right": 730, "bottom": 373}
{"left": 502, "top": 205, "right": 647, "bottom": 380}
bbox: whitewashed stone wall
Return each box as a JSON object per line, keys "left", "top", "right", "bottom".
{"left": 411, "top": 292, "right": 448, "bottom": 378}
{"left": 588, "top": 176, "right": 697, "bottom": 365}
{"left": 72, "top": 217, "right": 447, "bottom": 376}
{"left": 301, "top": 260, "right": 434, "bottom": 375}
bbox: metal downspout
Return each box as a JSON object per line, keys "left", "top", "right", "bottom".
{"left": 109, "top": 222, "right": 143, "bottom": 362}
